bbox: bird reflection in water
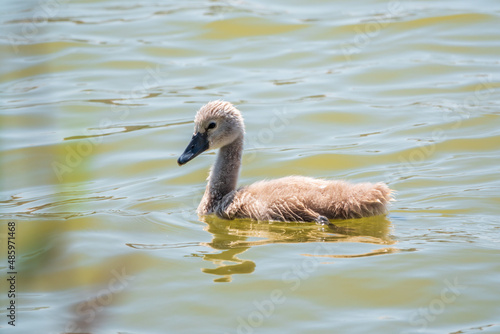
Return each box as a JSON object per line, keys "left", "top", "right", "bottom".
{"left": 198, "top": 214, "right": 396, "bottom": 283}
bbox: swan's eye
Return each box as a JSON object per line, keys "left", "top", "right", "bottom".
{"left": 207, "top": 122, "right": 217, "bottom": 130}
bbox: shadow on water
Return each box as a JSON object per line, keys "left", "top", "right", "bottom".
{"left": 197, "top": 214, "right": 400, "bottom": 282}
{"left": 126, "top": 215, "right": 410, "bottom": 283}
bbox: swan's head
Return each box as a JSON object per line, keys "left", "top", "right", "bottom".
{"left": 177, "top": 100, "right": 245, "bottom": 166}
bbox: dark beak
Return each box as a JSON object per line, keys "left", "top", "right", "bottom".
{"left": 177, "top": 132, "right": 209, "bottom": 166}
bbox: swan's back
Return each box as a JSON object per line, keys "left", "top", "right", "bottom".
{"left": 220, "top": 176, "right": 393, "bottom": 221}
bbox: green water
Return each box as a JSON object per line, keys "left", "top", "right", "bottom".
{"left": 1, "top": 0, "right": 500, "bottom": 333}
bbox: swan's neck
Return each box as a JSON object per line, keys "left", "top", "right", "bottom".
{"left": 201, "top": 135, "right": 243, "bottom": 213}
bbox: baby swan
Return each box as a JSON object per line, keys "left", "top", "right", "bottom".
{"left": 178, "top": 101, "right": 393, "bottom": 223}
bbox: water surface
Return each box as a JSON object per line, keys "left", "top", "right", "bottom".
{"left": 1, "top": 0, "right": 500, "bottom": 333}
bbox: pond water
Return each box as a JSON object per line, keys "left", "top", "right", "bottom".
{"left": 1, "top": 0, "right": 500, "bottom": 333}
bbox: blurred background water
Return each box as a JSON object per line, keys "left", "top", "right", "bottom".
{"left": 1, "top": 0, "right": 500, "bottom": 333}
